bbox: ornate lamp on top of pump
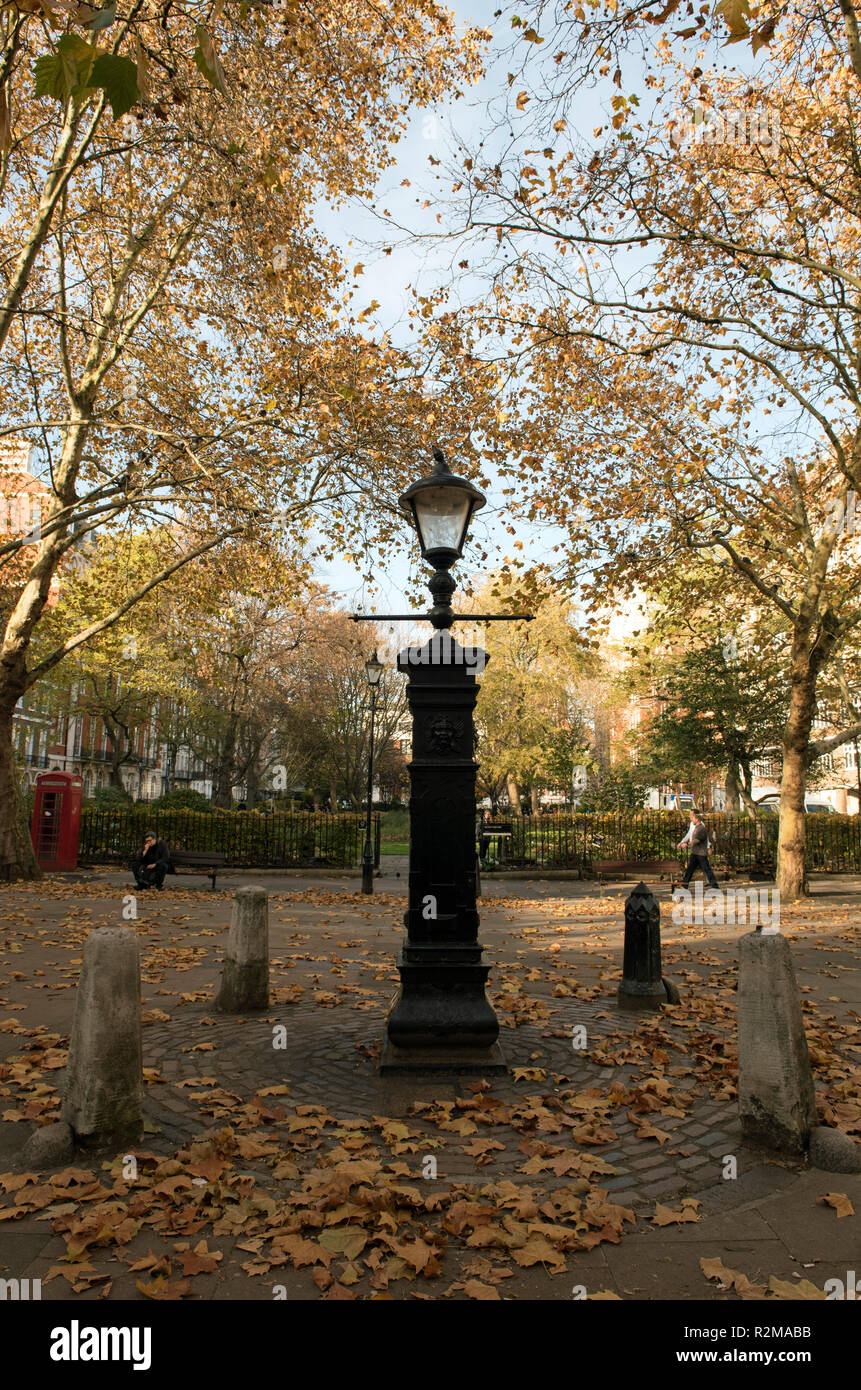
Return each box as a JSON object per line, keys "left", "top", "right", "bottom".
{"left": 351, "top": 446, "right": 532, "bottom": 1074}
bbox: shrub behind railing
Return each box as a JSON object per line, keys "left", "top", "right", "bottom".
{"left": 489, "top": 811, "right": 860, "bottom": 873}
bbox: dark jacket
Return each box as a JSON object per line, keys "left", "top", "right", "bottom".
{"left": 141, "top": 838, "right": 170, "bottom": 867}
{"left": 690, "top": 822, "right": 708, "bottom": 853}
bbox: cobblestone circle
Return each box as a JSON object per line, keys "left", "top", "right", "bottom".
{"left": 141, "top": 1000, "right": 743, "bottom": 1204}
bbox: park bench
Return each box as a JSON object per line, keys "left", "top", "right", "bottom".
{"left": 593, "top": 858, "right": 679, "bottom": 881}
{"left": 168, "top": 850, "right": 227, "bottom": 891}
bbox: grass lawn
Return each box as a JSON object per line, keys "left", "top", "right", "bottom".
{"left": 379, "top": 810, "right": 409, "bottom": 857}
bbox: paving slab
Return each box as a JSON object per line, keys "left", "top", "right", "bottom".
{"left": 1, "top": 872, "right": 859, "bottom": 1303}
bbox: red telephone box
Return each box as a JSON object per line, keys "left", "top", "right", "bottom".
{"left": 31, "top": 771, "right": 83, "bottom": 871}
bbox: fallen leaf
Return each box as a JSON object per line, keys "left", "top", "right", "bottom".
{"left": 177, "top": 1240, "right": 222, "bottom": 1275}
{"left": 816, "top": 1192, "right": 855, "bottom": 1218}
{"left": 136, "top": 1276, "right": 193, "bottom": 1300}
{"left": 652, "top": 1201, "right": 700, "bottom": 1226}
{"left": 700, "top": 1257, "right": 766, "bottom": 1299}
{"left": 463, "top": 1279, "right": 501, "bottom": 1300}
{"left": 767, "top": 1275, "right": 827, "bottom": 1301}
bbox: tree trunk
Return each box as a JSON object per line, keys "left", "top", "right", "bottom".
{"left": 506, "top": 774, "right": 522, "bottom": 815}
{"left": 778, "top": 658, "right": 817, "bottom": 901}
{"left": 245, "top": 760, "right": 260, "bottom": 809}
{"left": 724, "top": 763, "right": 740, "bottom": 812}
{"left": 778, "top": 741, "right": 808, "bottom": 901}
{"left": 738, "top": 762, "right": 758, "bottom": 821}
{"left": 164, "top": 742, "right": 177, "bottom": 795}
{"left": 102, "top": 713, "right": 131, "bottom": 791}
{"left": 213, "top": 719, "right": 238, "bottom": 809}
{"left": 0, "top": 706, "right": 41, "bottom": 881}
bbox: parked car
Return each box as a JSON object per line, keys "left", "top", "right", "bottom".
{"left": 756, "top": 795, "right": 835, "bottom": 814}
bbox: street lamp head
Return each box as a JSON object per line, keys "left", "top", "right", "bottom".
{"left": 399, "top": 446, "right": 486, "bottom": 570}
{"left": 365, "top": 650, "right": 385, "bottom": 687}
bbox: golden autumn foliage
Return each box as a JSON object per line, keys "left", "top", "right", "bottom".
{"left": 0, "top": 2, "right": 499, "bottom": 875}
{"left": 419, "top": 6, "right": 861, "bottom": 896}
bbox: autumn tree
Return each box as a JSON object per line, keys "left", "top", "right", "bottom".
{"left": 282, "top": 611, "right": 406, "bottom": 810}
{"left": 633, "top": 635, "right": 788, "bottom": 813}
{"left": 0, "top": 2, "right": 497, "bottom": 876}
{"left": 425, "top": 4, "right": 861, "bottom": 897}
{"left": 157, "top": 546, "right": 318, "bottom": 807}
{"left": 471, "top": 576, "right": 592, "bottom": 811}
{"left": 35, "top": 531, "right": 190, "bottom": 787}
{"left": 39, "top": 527, "right": 317, "bottom": 802}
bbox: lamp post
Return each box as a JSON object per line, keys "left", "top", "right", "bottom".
{"left": 362, "top": 650, "right": 384, "bottom": 894}
{"left": 382, "top": 447, "right": 505, "bottom": 1072}
{"left": 398, "top": 447, "right": 487, "bottom": 628}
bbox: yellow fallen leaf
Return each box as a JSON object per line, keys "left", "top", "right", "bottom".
{"left": 700, "top": 1257, "right": 766, "bottom": 1299}
{"left": 136, "top": 1275, "right": 192, "bottom": 1300}
{"left": 633, "top": 1120, "right": 672, "bottom": 1145}
{"left": 510, "top": 1235, "right": 566, "bottom": 1272}
{"left": 318, "top": 1227, "right": 368, "bottom": 1261}
{"left": 767, "top": 1275, "right": 827, "bottom": 1300}
{"left": 463, "top": 1279, "right": 501, "bottom": 1300}
{"left": 816, "top": 1192, "right": 855, "bottom": 1218}
{"left": 652, "top": 1201, "right": 699, "bottom": 1226}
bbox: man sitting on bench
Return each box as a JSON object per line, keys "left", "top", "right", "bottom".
{"left": 131, "top": 830, "right": 170, "bottom": 891}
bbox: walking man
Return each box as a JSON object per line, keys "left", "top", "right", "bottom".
{"left": 676, "top": 809, "right": 719, "bottom": 889}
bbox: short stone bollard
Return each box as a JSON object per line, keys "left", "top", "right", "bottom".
{"left": 738, "top": 929, "right": 816, "bottom": 1153}
{"left": 215, "top": 886, "right": 269, "bottom": 1012}
{"left": 61, "top": 926, "right": 143, "bottom": 1148}
{"left": 617, "top": 881, "right": 669, "bottom": 1010}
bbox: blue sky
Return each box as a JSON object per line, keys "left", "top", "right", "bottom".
{"left": 311, "top": 3, "right": 772, "bottom": 630}
{"left": 312, "top": 0, "right": 568, "bottom": 622}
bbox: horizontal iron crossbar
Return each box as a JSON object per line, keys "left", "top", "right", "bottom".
{"left": 349, "top": 612, "right": 534, "bottom": 622}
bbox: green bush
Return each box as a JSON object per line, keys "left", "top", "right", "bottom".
{"left": 150, "top": 788, "right": 213, "bottom": 813}
{"left": 92, "top": 784, "right": 133, "bottom": 807}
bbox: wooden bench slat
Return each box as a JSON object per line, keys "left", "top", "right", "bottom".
{"left": 166, "top": 850, "right": 226, "bottom": 889}
{"left": 171, "top": 853, "right": 226, "bottom": 865}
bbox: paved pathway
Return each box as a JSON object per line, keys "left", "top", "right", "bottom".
{"left": 0, "top": 871, "right": 859, "bottom": 1299}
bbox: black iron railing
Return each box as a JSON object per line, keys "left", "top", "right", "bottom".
{"left": 79, "top": 808, "right": 380, "bottom": 869}
{"left": 478, "top": 812, "right": 861, "bottom": 874}
{"left": 78, "top": 807, "right": 860, "bottom": 873}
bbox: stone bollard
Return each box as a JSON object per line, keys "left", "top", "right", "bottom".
{"left": 738, "top": 930, "right": 816, "bottom": 1153}
{"left": 618, "top": 882, "right": 670, "bottom": 1009}
{"left": 215, "top": 886, "right": 269, "bottom": 1012}
{"left": 61, "top": 927, "right": 143, "bottom": 1148}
